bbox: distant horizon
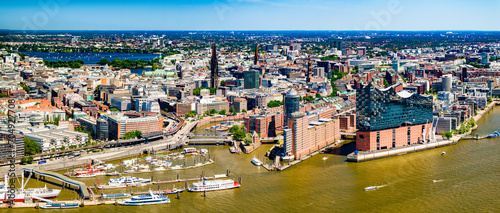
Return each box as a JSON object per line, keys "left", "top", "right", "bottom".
{"left": 1, "top": 0, "right": 499, "bottom": 31}
{"left": 2, "top": 29, "right": 500, "bottom": 33}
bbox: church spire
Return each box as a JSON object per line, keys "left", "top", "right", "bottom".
{"left": 210, "top": 43, "right": 219, "bottom": 88}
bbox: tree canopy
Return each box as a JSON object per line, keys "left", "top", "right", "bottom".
{"left": 24, "top": 137, "right": 40, "bottom": 155}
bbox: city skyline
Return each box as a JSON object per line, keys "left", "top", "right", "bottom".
{"left": 1, "top": 0, "right": 499, "bottom": 31}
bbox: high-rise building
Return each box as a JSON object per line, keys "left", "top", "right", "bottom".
{"left": 96, "top": 118, "right": 109, "bottom": 140}
{"left": 442, "top": 75, "right": 452, "bottom": 92}
{"left": 284, "top": 89, "right": 300, "bottom": 125}
{"left": 254, "top": 43, "right": 259, "bottom": 65}
{"left": 357, "top": 47, "right": 366, "bottom": 56}
{"left": 461, "top": 67, "right": 467, "bottom": 83}
{"left": 210, "top": 43, "right": 219, "bottom": 88}
{"left": 244, "top": 69, "right": 260, "bottom": 89}
{"left": 332, "top": 40, "right": 346, "bottom": 55}
{"left": 356, "top": 83, "right": 434, "bottom": 151}
{"left": 306, "top": 55, "right": 312, "bottom": 82}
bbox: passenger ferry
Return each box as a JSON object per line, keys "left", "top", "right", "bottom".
{"left": 119, "top": 190, "right": 170, "bottom": 206}
{"left": 189, "top": 179, "right": 241, "bottom": 192}
{"left": 41, "top": 202, "right": 79, "bottom": 209}
{"left": 251, "top": 157, "right": 262, "bottom": 166}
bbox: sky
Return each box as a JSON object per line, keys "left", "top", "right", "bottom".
{"left": 0, "top": 0, "right": 499, "bottom": 31}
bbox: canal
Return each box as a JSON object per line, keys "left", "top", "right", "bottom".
{"left": 8, "top": 107, "right": 500, "bottom": 212}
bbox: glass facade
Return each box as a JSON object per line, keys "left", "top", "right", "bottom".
{"left": 244, "top": 70, "right": 260, "bottom": 89}
{"left": 356, "top": 83, "right": 433, "bottom": 131}
{"left": 284, "top": 90, "right": 300, "bottom": 124}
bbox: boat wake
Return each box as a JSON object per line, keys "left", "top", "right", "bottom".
{"left": 322, "top": 157, "right": 328, "bottom": 160}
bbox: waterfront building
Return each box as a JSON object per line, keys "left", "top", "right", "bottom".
{"left": 106, "top": 112, "right": 163, "bottom": 140}
{"left": 284, "top": 89, "right": 300, "bottom": 125}
{"left": 96, "top": 118, "right": 109, "bottom": 140}
{"left": 244, "top": 112, "right": 284, "bottom": 138}
{"left": 356, "top": 83, "right": 434, "bottom": 151}
{"left": 283, "top": 112, "right": 340, "bottom": 159}
{"left": 23, "top": 128, "right": 87, "bottom": 153}
{"left": 0, "top": 132, "right": 24, "bottom": 160}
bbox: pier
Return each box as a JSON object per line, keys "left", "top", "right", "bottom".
{"left": 23, "top": 168, "right": 91, "bottom": 200}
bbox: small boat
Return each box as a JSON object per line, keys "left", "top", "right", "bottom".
{"left": 106, "top": 171, "right": 120, "bottom": 176}
{"left": 41, "top": 202, "right": 79, "bottom": 209}
{"left": 153, "top": 167, "right": 166, "bottom": 171}
{"left": 364, "top": 186, "right": 378, "bottom": 191}
{"left": 161, "top": 188, "right": 184, "bottom": 195}
{"left": 102, "top": 193, "right": 131, "bottom": 199}
{"left": 322, "top": 157, "right": 328, "bottom": 160}
{"left": 441, "top": 151, "right": 446, "bottom": 156}
{"left": 169, "top": 165, "right": 182, "bottom": 170}
{"left": 189, "top": 179, "right": 241, "bottom": 192}
{"left": 487, "top": 131, "right": 500, "bottom": 138}
{"left": 183, "top": 147, "right": 197, "bottom": 155}
{"left": 229, "top": 147, "right": 237, "bottom": 153}
{"left": 119, "top": 190, "right": 170, "bottom": 206}
{"left": 251, "top": 157, "right": 262, "bottom": 166}
{"left": 76, "top": 173, "right": 96, "bottom": 178}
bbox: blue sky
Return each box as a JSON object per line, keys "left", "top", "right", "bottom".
{"left": 0, "top": 0, "right": 499, "bottom": 31}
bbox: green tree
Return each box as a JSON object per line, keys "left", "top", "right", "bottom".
{"left": 20, "top": 156, "right": 27, "bottom": 164}
{"left": 134, "top": 130, "right": 142, "bottom": 137}
{"left": 209, "top": 109, "right": 218, "bottom": 114}
{"left": 229, "top": 106, "right": 236, "bottom": 114}
{"left": 229, "top": 125, "right": 240, "bottom": 134}
{"left": 242, "top": 109, "right": 247, "bottom": 113}
{"left": 24, "top": 138, "right": 40, "bottom": 155}
{"left": 61, "top": 146, "right": 66, "bottom": 151}
{"left": 27, "top": 156, "right": 34, "bottom": 164}
{"left": 233, "top": 129, "right": 247, "bottom": 140}
{"left": 315, "top": 93, "right": 322, "bottom": 98}
{"left": 487, "top": 96, "right": 492, "bottom": 103}
{"left": 164, "top": 108, "right": 168, "bottom": 112}
{"left": 220, "top": 80, "right": 226, "bottom": 87}
{"left": 152, "top": 64, "right": 158, "bottom": 71}
{"left": 123, "top": 131, "right": 138, "bottom": 139}
{"left": 469, "top": 118, "right": 476, "bottom": 128}
{"left": 243, "top": 134, "right": 253, "bottom": 145}
{"left": 441, "top": 131, "right": 453, "bottom": 140}
{"left": 383, "top": 79, "right": 389, "bottom": 87}
{"left": 219, "top": 109, "right": 226, "bottom": 115}
{"left": 18, "top": 82, "right": 31, "bottom": 92}
{"left": 267, "top": 100, "right": 283, "bottom": 108}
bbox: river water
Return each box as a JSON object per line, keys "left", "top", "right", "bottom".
{"left": 8, "top": 107, "right": 500, "bottom": 212}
